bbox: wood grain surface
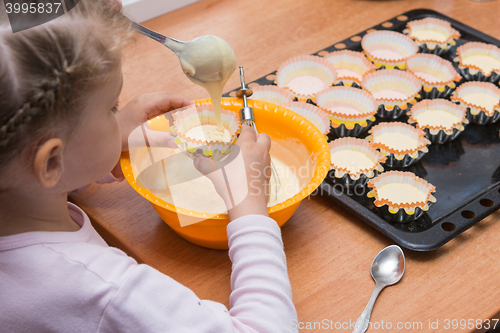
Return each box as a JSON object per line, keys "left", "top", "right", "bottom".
{"left": 71, "top": 1, "right": 500, "bottom": 332}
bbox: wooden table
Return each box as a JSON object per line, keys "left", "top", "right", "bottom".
{"left": 72, "top": 0, "right": 500, "bottom": 332}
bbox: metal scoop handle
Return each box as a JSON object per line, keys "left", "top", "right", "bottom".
{"left": 237, "top": 66, "right": 281, "bottom": 203}
{"left": 237, "top": 67, "right": 255, "bottom": 125}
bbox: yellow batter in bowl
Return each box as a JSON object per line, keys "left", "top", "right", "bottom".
{"left": 121, "top": 97, "right": 331, "bottom": 249}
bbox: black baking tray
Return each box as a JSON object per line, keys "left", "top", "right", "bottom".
{"left": 224, "top": 9, "right": 500, "bottom": 251}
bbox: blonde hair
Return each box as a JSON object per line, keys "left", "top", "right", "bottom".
{"left": 0, "top": 0, "right": 132, "bottom": 173}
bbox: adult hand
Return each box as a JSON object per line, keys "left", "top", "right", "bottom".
{"left": 194, "top": 125, "right": 272, "bottom": 221}
{"left": 115, "top": 92, "right": 194, "bottom": 151}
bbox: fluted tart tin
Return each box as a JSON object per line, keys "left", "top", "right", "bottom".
{"left": 408, "top": 99, "right": 468, "bottom": 144}
{"left": 405, "top": 17, "right": 460, "bottom": 56}
{"left": 450, "top": 81, "right": 500, "bottom": 125}
{"left": 362, "top": 69, "right": 421, "bottom": 119}
{"left": 170, "top": 104, "right": 241, "bottom": 161}
{"left": 328, "top": 137, "right": 386, "bottom": 190}
{"left": 250, "top": 85, "right": 295, "bottom": 105}
{"left": 361, "top": 30, "right": 418, "bottom": 69}
{"left": 366, "top": 122, "right": 430, "bottom": 168}
{"left": 367, "top": 171, "right": 436, "bottom": 223}
{"left": 316, "top": 86, "right": 378, "bottom": 137}
{"left": 406, "top": 53, "right": 462, "bottom": 99}
{"left": 276, "top": 55, "right": 337, "bottom": 102}
{"left": 454, "top": 42, "right": 500, "bottom": 84}
{"left": 324, "top": 50, "right": 376, "bottom": 88}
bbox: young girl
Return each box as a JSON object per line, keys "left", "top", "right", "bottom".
{"left": 0, "top": 1, "right": 297, "bottom": 332}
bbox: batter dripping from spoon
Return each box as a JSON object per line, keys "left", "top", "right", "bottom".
{"left": 164, "top": 35, "right": 237, "bottom": 133}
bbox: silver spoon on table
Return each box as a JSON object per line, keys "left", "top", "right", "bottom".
{"left": 352, "top": 245, "right": 405, "bottom": 333}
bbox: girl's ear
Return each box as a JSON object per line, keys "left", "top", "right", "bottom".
{"left": 33, "top": 138, "right": 64, "bottom": 188}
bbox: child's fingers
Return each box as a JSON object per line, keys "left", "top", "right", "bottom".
{"left": 133, "top": 128, "right": 178, "bottom": 149}
{"left": 256, "top": 133, "right": 271, "bottom": 152}
{"left": 237, "top": 125, "right": 257, "bottom": 144}
{"left": 165, "top": 139, "right": 177, "bottom": 149}
{"left": 193, "top": 148, "right": 240, "bottom": 175}
{"left": 193, "top": 155, "right": 216, "bottom": 176}
{"left": 163, "top": 94, "right": 195, "bottom": 111}
{"left": 138, "top": 92, "right": 194, "bottom": 120}
{"left": 150, "top": 132, "right": 177, "bottom": 149}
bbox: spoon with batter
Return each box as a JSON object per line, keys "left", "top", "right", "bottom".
{"left": 126, "top": 17, "right": 237, "bottom": 129}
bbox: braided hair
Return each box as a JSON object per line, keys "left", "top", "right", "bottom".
{"left": 0, "top": 0, "right": 131, "bottom": 175}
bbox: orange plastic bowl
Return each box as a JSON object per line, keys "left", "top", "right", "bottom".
{"left": 120, "top": 97, "right": 330, "bottom": 249}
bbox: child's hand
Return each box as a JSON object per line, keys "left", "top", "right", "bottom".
{"left": 194, "top": 125, "right": 271, "bottom": 220}
{"left": 116, "top": 92, "right": 194, "bottom": 151}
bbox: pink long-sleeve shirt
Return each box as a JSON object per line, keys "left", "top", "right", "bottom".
{"left": 0, "top": 203, "right": 298, "bottom": 332}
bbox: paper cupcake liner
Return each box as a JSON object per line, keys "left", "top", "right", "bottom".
{"left": 361, "top": 30, "right": 418, "bottom": 69}
{"left": 366, "top": 122, "right": 430, "bottom": 167}
{"left": 329, "top": 116, "right": 376, "bottom": 138}
{"left": 276, "top": 55, "right": 337, "bottom": 101}
{"left": 171, "top": 104, "right": 241, "bottom": 161}
{"left": 362, "top": 69, "right": 421, "bottom": 118}
{"left": 454, "top": 42, "right": 500, "bottom": 83}
{"left": 250, "top": 85, "right": 295, "bottom": 105}
{"left": 405, "top": 17, "right": 460, "bottom": 56}
{"left": 281, "top": 101, "right": 331, "bottom": 135}
{"left": 450, "top": 82, "right": 500, "bottom": 124}
{"left": 317, "top": 86, "right": 378, "bottom": 137}
{"left": 408, "top": 99, "right": 468, "bottom": 143}
{"left": 367, "top": 171, "right": 436, "bottom": 223}
{"left": 324, "top": 50, "right": 376, "bottom": 86}
{"left": 406, "top": 54, "right": 461, "bottom": 99}
{"left": 328, "top": 137, "right": 386, "bottom": 182}
{"left": 316, "top": 86, "right": 378, "bottom": 120}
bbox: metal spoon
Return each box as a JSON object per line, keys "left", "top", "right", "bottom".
{"left": 352, "top": 245, "right": 405, "bottom": 333}
{"left": 124, "top": 17, "right": 236, "bottom": 83}
{"left": 125, "top": 16, "right": 184, "bottom": 50}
